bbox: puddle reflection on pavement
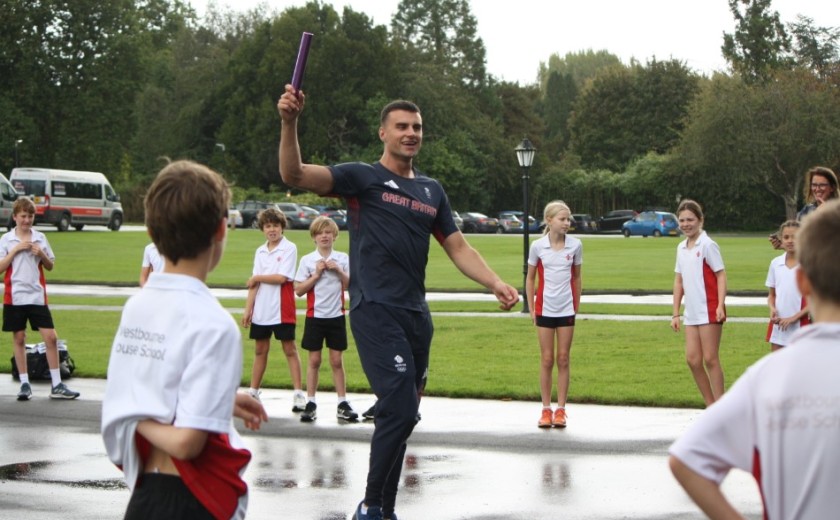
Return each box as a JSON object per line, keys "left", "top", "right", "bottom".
{"left": 0, "top": 427, "right": 762, "bottom": 519}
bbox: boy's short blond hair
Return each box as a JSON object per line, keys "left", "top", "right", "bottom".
{"left": 145, "top": 160, "right": 230, "bottom": 265}
{"left": 309, "top": 215, "right": 339, "bottom": 237}
{"left": 258, "top": 207, "right": 287, "bottom": 230}
{"left": 13, "top": 197, "right": 35, "bottom": 215}
{"left": 796, "top": 199, "right": 840, "bottom": 304}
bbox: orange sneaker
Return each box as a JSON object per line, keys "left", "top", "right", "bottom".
{"left": 538, "top": 408, "right": 553, "bottom": 428}
{"left": 553, "top": 408, "right": 567, "bottom": 428}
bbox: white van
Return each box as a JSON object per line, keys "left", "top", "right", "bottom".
{"left": 9, "top": 167, "right": 123, "bottom": 231}
{"left": 0, "top": 172, "right": 19, "bottom": 230}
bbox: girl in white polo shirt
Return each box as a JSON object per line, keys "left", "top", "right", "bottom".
{"left": 526, "top": 200, "right": 582, "bottom": 428}
{"left": 765, "top": 220, "right": 809, "bottom": 351}
{"left": 671, "top": 199, "right": 727, "bottom": 406}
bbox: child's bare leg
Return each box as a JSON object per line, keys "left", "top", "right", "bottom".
{"left": 250, "top": 338, "right": 271, "bottom": 389}
{"left": 307, "top": 350, "right": 322, "bottom": 397}
{"left": 39, "top": 327, "right": 60, "bottom": 371}
{"left": 329, "top": 349, "right": 347, "bottom": 397}
{"left": 684, "top": 326, "right": 715, "bottom": 406}
{"left": 12, "top": 330, "right": 28, "bottom": 380}
{"left": 537, "top": 327, "right": 556, "bottom": 407}
{"left": 554, "top": 327, "right": 574, "bottom": 407}
{"left": 699, "top": 324, "right": 724, "bottom": 401}
{"left": 281, "top": 340, "right": 303, "bottom": 390}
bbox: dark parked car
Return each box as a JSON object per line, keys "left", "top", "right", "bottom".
{"left": 621, "top": 211, "right": 680, "bottom": 237}
{"left": 460, "top": 212, "right": 500, "bottom": 233}
{"left": 275, "top": 202, "right": 319, "bottom": 230}
{"left": 570, "top": 213, "right": 597, "bottom": 234}
{"left": 321, "top": 209, "right": 348, "bottom": 230}
{"left": 234, "top": 200, "right": 280, "bottom": 228}
{"left": 498, "top": 210, "right": 543, "bottom": 233}
{"left": 597, "top": 209, "right": 637, "bottom": 233}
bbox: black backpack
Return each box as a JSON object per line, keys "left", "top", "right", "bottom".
{"left": 10, "top": 343, "right": 75, "bottom": 381}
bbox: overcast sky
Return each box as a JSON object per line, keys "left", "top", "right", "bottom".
{"left": 192, "top": 0, "right": 839, "bottom": 84}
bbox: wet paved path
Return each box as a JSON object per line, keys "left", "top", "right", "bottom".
{"left": 0, "top": 379, "right": 763, "bottom": 519}
{"left": 0, "top": 286, "right": 767, "bottom": 518}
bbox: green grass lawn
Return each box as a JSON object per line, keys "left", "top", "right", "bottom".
{"left": 27, "top": 305, "right": 771, "bottom": 410}
{"left": 45, "top": 229, "right": 778, "bottom": 293}
{"left": 2, "top": 228, "right": 780, "bottom": 409}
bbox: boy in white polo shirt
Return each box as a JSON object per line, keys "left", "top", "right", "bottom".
{"left": 102, "top": 160, "right": 267, "bottom": 520}
{"left": 0, "top": 197, "right": 79, "bottom": 400}
{"left": 669, "top": 199, "right": 840, "bottom": 519}
{"left": 294, "top": 216, "right": 357, "bottom": 422}
{"left": 241, "top": 207, "right": 305, "bottom": 411}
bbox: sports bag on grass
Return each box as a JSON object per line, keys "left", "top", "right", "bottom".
{"left": 10, "top": 340, "right": 75, "bottom": 381}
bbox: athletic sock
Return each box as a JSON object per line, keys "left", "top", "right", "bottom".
{"left": 50, "top": 369, "right": 61, "bottom": 387}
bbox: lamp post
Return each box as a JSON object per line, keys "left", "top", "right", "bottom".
{"left": 14, "top": 139, "right": 22, "bottom": 168}
{"left": 515, "top": 138, "right": 536, "bottom": 313}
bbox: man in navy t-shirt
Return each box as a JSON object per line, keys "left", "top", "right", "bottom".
{"left": 278, "top": 86, "right": 519, "bottom": 520}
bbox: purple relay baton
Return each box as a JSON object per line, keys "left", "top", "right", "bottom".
{"left": 291, "top": 32, "right": 313, "bottom": 94}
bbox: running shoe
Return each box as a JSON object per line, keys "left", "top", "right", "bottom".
{"left": 553, "top": 408, "right": 567, "bottom": 428}
{"left": 337, "top": 401, "right": 359, "bottom": 421}
{"left": 362, "top": 404, "right": 376, "bottom": 421}
{"left": 49, "top": 382, "right": 80, "bottom": 400}
{"left": 352, "top": 501, "right": 383, "bottom": 520}
{"left": 17, "top": 382, "right": 32, "bottom": 401}
{"left": 300, "top": 401, "right": 317, "bottom": 422}
{"left": 538, "top": 408, "right": 552, "bottom": 428}
{"left": 292, "top": 391, "right": 307, "bottom": 412}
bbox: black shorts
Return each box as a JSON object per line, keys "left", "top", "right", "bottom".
{"left": 124, "top": 473, "right": 214, "bottom": 520}
{"left": 249, "top": 322, "right": 296, "bottom": 341}
{"left": 301, "top": 316, "right": 348, "bottom": 351}
{"left": 535, "top": 315, "right": 576, "bottom": 328}
{"left": 3, "top": 305, "right": 55, "bottom": 332}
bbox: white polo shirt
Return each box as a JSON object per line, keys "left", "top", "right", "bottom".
{"left": 765, "top": 254, "right": 807, "bottom": 346}
{"left": 251, "top": 238, "right": 297, "bottom": 326}
{"left": 141, "top": 243, "right": 164, "bottom": 273}
{"left": 295, "top": 249, "right": 349, "bottom": 318}
{"left": 669, "top": 323, "right": 840, "bottom": 520}
{"left": 0, "top": 228, "right": 55, "bottom": 306}
{"left": 527, "top": 234, "right": 582, "bottom": 317}
{"left": 675, "top": 231, "right": 725, "bottom": 325}
{"left": 101, "top": 273, "right": 249, "bottom": 519}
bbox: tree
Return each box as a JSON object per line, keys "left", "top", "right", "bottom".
{"left": 722, "top": 0, "right": 791, "bottom": 84}
{"left": 787, "top": 15, "right": 840, "bottom": 81}
{"left": 538, "top": 50, "right": 622, "bottom": 91}
{"left": 0, "top": 0, "right": 191, "bottom": 174}
{"left": 676, "top": 70, "right": 840, "bottom": 226}
{"left": 391, "top": 0, "right": 487, "bottom": 88}
{"left": 568, "top": 59, "right": 699, "bottom": 172}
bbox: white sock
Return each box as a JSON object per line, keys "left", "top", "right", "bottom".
{"left": 50, "top": 369, "right": 61, "bottom": 387}
{"left": 338, "top": 396, "right": 347, "bottom": 404}
{"left": 307, "top": 396, "right": 316, "bottom": 403}
{"left": 19, "top": 374, "right": 30, "bottom": 385}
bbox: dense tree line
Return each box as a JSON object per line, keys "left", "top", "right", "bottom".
{"left": 1, "top": 0, "right": 838, "bottom": 229}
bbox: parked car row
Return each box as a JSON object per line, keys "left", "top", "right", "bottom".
{"left": 233, "top": 200, "right": 346, "bottom": 230}
{"left": 453, "top": 208, "right": 680, "bottom": 238}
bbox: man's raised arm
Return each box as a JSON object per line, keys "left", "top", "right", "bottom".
{"left": 277, "top": 84, "right": 334, "bottom": 195}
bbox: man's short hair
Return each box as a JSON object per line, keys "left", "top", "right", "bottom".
{"left": 13, "top": 197, "right": 35, "bottom": 215}
{"left": 796, "top": 198, "right": 840, "bottom": 304}
{"left": 380, "top": 100, "right": 420, "bottom": 124}
{"left": 145, "top": 160, "right": 230, "bottom": 265}
{"left": 309, "top": 215, "right": 339, "bottom": 237}
{"left": 258, "top": 207, "right": 287, "bottom": 230}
